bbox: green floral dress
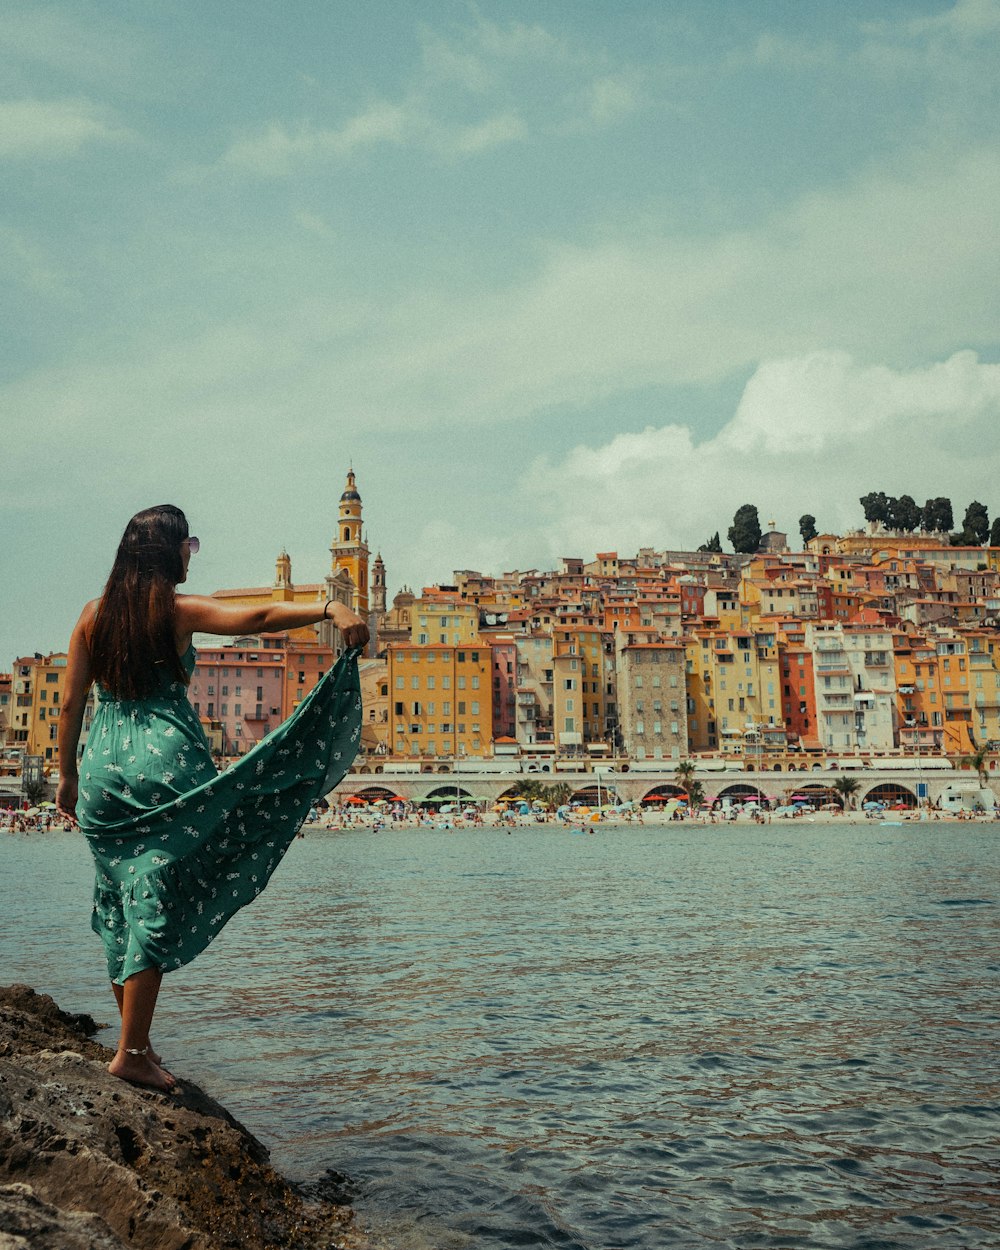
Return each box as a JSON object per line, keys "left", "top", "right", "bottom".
{"left": 78, "top": 645, "right": 362, "bottom": 984}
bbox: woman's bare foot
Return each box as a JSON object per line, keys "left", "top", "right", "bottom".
{"left": 108, "top": 1050, "right": 176, "bottom": 1092}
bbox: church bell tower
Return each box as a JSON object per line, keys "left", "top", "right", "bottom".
{"left": 329, "top": 467, "right": 370, "bottom": 616}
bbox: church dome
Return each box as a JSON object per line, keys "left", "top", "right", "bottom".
{"left": 340, "top": 488, "right": 361, "bottom": 502}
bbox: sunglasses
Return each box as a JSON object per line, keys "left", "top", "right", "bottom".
{"left": 183, "top": 536, "right": 200, "bottom": 554}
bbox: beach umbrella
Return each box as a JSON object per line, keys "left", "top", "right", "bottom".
{"left": 24, "top": 807, "right": 40, "bottom": 817}
{"left": 39, "top": 801, "right": 56, "bottom": 809}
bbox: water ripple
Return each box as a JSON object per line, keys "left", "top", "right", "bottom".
{"left": 2, "top": 823, "right": 998, "bottom": 1248}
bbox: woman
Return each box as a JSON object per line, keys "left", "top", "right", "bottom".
{"left": 56, "top": 505, "right": 369, "bottom": 1092}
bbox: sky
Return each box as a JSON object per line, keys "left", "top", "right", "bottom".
{"left": 2, "top": 0, "right": 1000, "bottom": 664}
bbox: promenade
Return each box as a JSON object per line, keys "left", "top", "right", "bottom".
{"left": 336, "top": 763, "right": 998, "bottom": 812}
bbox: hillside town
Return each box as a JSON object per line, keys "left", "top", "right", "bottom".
{"left": 4, "top": 471, "right": 1000, "bottom": 805}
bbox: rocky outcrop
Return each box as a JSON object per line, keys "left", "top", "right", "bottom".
{"left": 0, "top": 985, "right": 376, "bottom": 1250}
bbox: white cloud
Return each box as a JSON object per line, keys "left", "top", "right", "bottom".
{"left": 517, "top": 351, "right": 1000, "bottom": 561}
{"left": 220, "top": 97, "right": 524, "bottom": 173}
{"left": 0, "top": 98, "right": 131, "bottom": 157}
{"left": 585, "top": 74, "right": 641, "bottom": 125}
{"left": 905, "top": 0, "right": 1000, "bottom": 37}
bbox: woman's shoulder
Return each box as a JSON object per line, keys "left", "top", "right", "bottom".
{"left": 75, "top": 599, "right": 100, "bottom": 640}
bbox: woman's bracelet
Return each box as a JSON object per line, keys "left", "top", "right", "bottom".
{"left": 323, "top": 599, "right": 334, "bottom": 619}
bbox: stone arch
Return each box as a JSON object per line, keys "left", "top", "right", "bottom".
{"left": 421, "top": 784, "right": 475, "bottom": 804}
{"left": 788, "top": 782, "right": 841, "bottom": 808}
{"left": 863, "top": 782, "right": 917, "bottom": 809}
{"left": 717, "top": 783, "right": 765, "bottom": 802}
{"left": 348, "top": 785, "right": 398, "bottom": 803}
{"left": 640, "top": 784, "right": 687, "bottom": 804}
{"left": 569, "top": 783, "right": 621, "bottom": 806}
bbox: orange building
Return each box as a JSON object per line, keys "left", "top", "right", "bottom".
{"left": 388, "top": 643, "right": 493, "bottom": 759}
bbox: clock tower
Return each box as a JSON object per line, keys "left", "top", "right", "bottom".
{"left": 329, "top": 467, "right": 370, "bottom": 616}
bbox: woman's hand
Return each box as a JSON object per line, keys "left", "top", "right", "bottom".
{"left": 56, "top": 774, "right": 79, "bottom": 823}
{"left": 328, "top": 603, "right": 370, "bottom": 650}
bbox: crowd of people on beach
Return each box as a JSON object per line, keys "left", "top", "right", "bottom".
{"left": 5, "top": 796, "right": 997, "bottom": 838}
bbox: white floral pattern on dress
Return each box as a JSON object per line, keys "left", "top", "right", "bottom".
{"left": 80, "top": 646, "right": 363, "bottom": 985}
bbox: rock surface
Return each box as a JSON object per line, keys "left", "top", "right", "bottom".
{"left": 0, "top": 985, "right": 377, "bottom": 1250}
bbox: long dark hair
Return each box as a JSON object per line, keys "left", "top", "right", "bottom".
{"left": 89, "top": 505, "right": 190, "bottom": 699}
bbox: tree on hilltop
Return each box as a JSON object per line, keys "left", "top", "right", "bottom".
{"left": 990, "top": 516, "right": 1000, "bottom": 547}
{"left": 921, "top": 497, "right": 953, "bottom": 533}
{"left": 799, "top": 514, "right": 818, "bottom": 544}
{"left": 962, "top": 501, "right": 989, "bottom": 545}
{"left": 728, "top": 504, "right": 762, "bottom": 553}
{"left": 698, "top": 532, "right": 723, "bottom": 553}
{"left": 887, "top": 494, "right": 921, "bottom": 533}
{"left": 860, "top": 491, "right": 890, "bottom": 525}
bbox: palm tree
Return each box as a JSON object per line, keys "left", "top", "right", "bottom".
{"left": 832, "top": 776, "right": 861, "bottom": 810}
{"left": 546, "top": 781, "right": 574, "bottom": 809}
{"left": 674, "top": 759, "right": 696, "bottom": 796}
{"left": 960, "top": 745, "right": 990, "bottom": 787}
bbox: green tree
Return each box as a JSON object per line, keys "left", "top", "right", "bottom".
{"left": 728, "top": 504, "right": 762, "bottom": 553}
{"left": 990, "top": 516, "right": 1000, "bottom": 547}
{"left": 686, "top": 779, "right": 705, "bottom": 809}
{"left": 697, "top": 532, "right": 723, "bottom": 553}
{"left": 887, "top": 494, "right": 921, "bottom": 532}
{"left": 860, "top": 491, "right": 890, "bottom": 524}
{"left": 921, "top": 497, "right": 953, "bottom": 533}
{"left": 832, "top": 776, "right": 860, "bottom": 810}
{"left": 962, "top": 501, "right": 990, "bottom": 545}
{"left": 22, "top": 778, "right": 47, "bottom": 804}
{"left": 799, "top": 514, "right": 818, "bottom": 544}
{"left": 547, "top": 781, "right": 574, "bottom": 808}
{"left": 674, "top": 760, "right": 696, "bottom": 794}
{"left": 960, "top": 745, "right": 990, "bottom": 787}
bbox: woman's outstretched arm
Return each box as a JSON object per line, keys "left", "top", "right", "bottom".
{"left": 175, "top": 595, "right": 370, "bottom": 651}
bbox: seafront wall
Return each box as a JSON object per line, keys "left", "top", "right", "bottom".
{"left": 334, "top": 766, "right": 998, "bottom": 809}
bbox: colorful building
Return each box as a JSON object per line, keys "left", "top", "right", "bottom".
{"left": 387, "top": 642, "right": 493, "bottom": 759}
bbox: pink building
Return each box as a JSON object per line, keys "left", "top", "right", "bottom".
{"left": 187, "top": 639, "right": 286, "bottom": 757}
{"left": 486, "top": 636, "right": 518, "bottom": 743}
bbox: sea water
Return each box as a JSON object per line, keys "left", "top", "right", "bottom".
{"left": 2, "top": 822, "right": 998, "bottom": 1249}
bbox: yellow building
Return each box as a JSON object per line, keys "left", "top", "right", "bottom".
{"left": 965, "top": 631, "right": 1000, "bottom": 749}
{"left": 10, "top": 652, "right": 95, "bottom": 771}
{"left": 358, "top": 658, "right": 389, "bottom": 757}
{"left": 387, "top": 643, "right": 493, "bottom": 759}
{"left": 684, "top": 626, "right": 783, "bottom": 757}
{"left": 409, "top": 597, "right": 480, "bottom": 646}
{"left": 551, "top": 626, "right": 610, "bottom": 757}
